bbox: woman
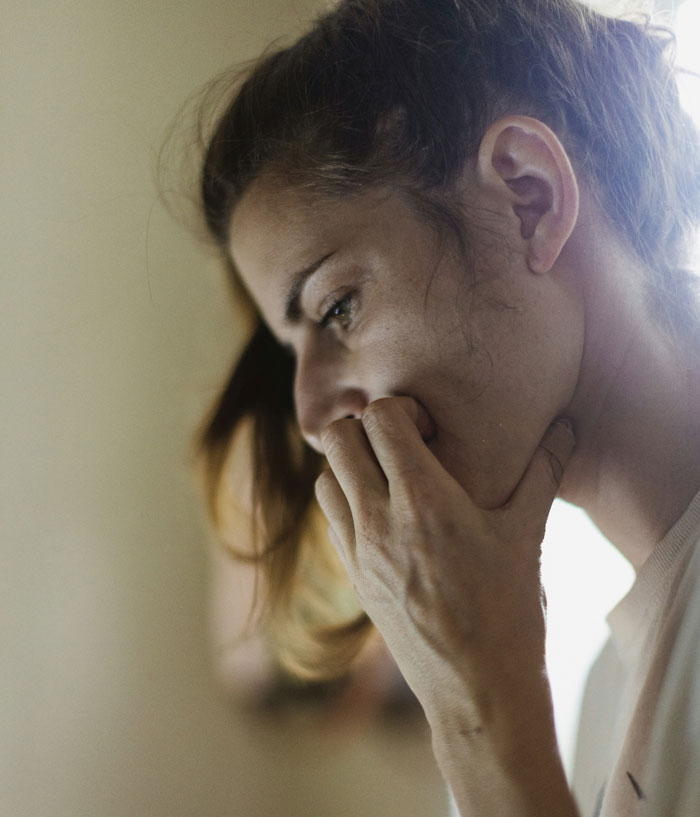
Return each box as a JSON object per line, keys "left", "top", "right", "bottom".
{"left": 192, "top": 0, "right": 700, "bottom": 813}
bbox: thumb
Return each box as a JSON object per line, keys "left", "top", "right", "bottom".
{"left": 508, "top": 419, "right": 576, "bottom": 525}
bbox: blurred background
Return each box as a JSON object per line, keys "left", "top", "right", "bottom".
{"left": 1, "top": 1, "right": 696, "bottom": 816}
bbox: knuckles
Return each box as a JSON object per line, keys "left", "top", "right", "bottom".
{"left": 320, "top": 416, "right": 361, "bottom": 458}
{"left": 395, "top": 477, "right": 435, "bottom": 522}
{"left": 360, "top": 398, "right": 396, "bottom": 436}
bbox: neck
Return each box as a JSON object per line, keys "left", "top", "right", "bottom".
{"left": 559, "top": 242, "right": 700, "bottom": 569}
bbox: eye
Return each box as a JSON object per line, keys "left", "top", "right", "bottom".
{"left": 319, "top": 292, "right": 355, "bottom": 331}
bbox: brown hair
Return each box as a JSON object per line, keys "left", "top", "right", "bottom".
{"left": 194, "top": 0, "right": 700, "bottom": 680}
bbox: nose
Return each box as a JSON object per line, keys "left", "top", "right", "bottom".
{"left": 293, "top": 349, "right": 368, "bottom": 454}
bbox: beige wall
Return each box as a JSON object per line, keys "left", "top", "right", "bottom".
{"left": 0, "top": 2, "right": 446, "bottom": 815}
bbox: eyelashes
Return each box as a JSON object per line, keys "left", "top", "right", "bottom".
{"left": 319, "top": 291, "right": 356, "bottom": 331}
{"left": 277, "top": 289, "right": 358, "bottom": 360}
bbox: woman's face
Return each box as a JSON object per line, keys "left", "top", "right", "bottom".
{"left": 229, "top": 180, "right": 583, "bottom": 508}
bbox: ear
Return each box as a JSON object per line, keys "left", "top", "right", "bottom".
{"left": 475, "top": 116, "right": 579, "bottom": 274}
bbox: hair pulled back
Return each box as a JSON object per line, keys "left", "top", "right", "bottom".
{"left": 197, "top": 0, "right": 700, "bottom": 680}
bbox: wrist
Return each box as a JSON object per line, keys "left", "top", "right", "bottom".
{"left": 425, "top": 678, "right": 578, "bottom": 817}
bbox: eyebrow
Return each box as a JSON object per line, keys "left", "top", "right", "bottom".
{"left": 284, "top": 253, "right": 334, "bottom": 324}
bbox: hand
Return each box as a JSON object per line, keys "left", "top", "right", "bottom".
{"left": 315, "top": 397, "right": 577, "bottom": 814}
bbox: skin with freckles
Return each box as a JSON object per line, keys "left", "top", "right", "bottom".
{"left": 227, "top": 116, "right": 700, "bottom": 815}
{"left": 229, "top": 121, "right": 585, "bottom": 511}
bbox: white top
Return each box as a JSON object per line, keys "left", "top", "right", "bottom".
{"left": 573, "top": 489, "right": 700, "bottom": 817}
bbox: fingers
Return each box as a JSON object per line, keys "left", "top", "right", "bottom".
{"left": 317, "top": 416, "right": 389, "bottom": 565}
{"left": 320, "top": 417, "right": 388, "bottom": 518}
{"left": 315, "top": 468, "right": 354, "bottom": 560}
{"left": 319, "top": 398, "right": 575, "bottom": 565}
{"left": 508, "top": 418, "right": 576, "bottom": 526}
{"left": 318, "top": 397, "right": 439, "bottom": 559}
{"left": 359, "top": 396, "right": 439, "bottom": 485}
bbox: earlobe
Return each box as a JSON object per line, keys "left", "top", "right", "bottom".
{"left": 476, "top": 116, "right": 579, "bottom": 274}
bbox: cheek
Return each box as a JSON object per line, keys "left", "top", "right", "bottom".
{"left": 367, "top": 326, "right": 486, "bottom": 410}
{"left": 359, "top": 293, "right": 493, "bottom": 419}
{"left": 355, "top": 268, "right": 583, "bottom": 503}
{"left": 408, "top": 297, "right": 582, "bottom": 505}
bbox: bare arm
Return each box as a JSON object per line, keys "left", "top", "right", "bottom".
{"left": 316, "top": 396, "right": 580, "bottom": 816}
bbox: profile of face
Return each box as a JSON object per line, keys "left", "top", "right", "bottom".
{"left": 229, "top": 119, "right": 586, "bottom": 508}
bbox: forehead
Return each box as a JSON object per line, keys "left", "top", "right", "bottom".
{"left": 229, "top": 180, "right": 332, "bottom": 289}
{"left": 228, "top": 180, "right": 419, "bottom": 318}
